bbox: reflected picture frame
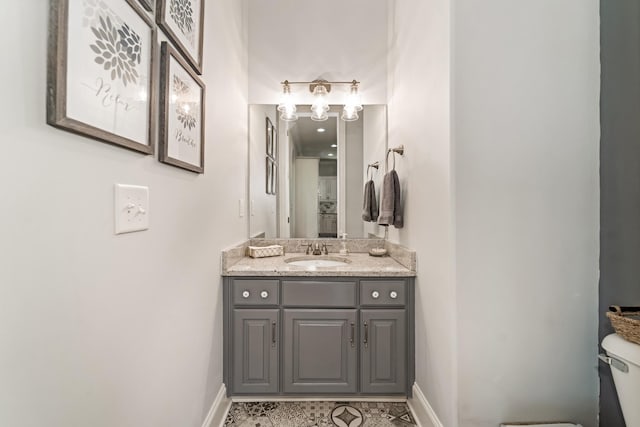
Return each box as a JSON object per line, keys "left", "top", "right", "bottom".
{"left": 47, "top": 0, "right": 157, "bottom": 154}
{"left": 266, "top": 117, "right": 274, "bottom": 158}
{"left": 266, "top": 157, "right": 273, "bottom": 195}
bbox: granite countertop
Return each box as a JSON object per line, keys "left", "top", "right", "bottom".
{"left": 223, "top": 252, "right": 416, "bottom": 277}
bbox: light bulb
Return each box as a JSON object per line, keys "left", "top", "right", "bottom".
{"left": 278, "top": 82, "right": 298, "bottom": 122}
{"left": 345, "top": 82, "right": 363, "bottom": 112}
{"left": 341, "top": 105, "right": 359, "bottom": 121}
{"left": 311, "top": 107, "right": 328, "bottom": 122}
{"left": 342, "top": 82, "right": 362, "bottom": 121}
{"left": 310, "top": 84, "right": 329, "bottom": 121}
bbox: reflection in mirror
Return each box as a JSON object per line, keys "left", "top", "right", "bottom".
{"left": 248, "top": 105, "right": 387, "bottom": 240}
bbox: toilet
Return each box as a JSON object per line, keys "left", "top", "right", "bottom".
{"left": 601, "top": 333, "right": 640, "bottom": 426}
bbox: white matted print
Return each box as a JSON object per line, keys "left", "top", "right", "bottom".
{"left": 47, "top": 0, "right": 156, "bottom": 154}
{"left": 156, "top": 0, "right": 204, "bottom": 74}
{"left": 159, "top": 42, "right": 205, "bottom": 173}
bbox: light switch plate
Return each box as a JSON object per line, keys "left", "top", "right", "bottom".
{"left": 115, "top": 184, "right": 149, "bottom": 234}
{"left": 239, "top": 199, "right": 245, "bottom": 218}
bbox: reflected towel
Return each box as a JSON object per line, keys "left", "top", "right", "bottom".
{"left": 362, "top": 180, "right": 378, "bottom": 222}
{"left": 377, "top": 170, "right": 403, "bottom": 228}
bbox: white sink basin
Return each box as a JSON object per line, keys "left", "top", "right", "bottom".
{"left": 285, "top": 256, "right": 351, "bottom": 268}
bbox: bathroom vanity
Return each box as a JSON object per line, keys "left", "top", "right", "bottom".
{"left": 221, "top": 241, "right": 416, "bottom": 397}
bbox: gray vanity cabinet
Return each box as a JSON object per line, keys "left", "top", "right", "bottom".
{"left": 283, "top": 309, "right": 357, "bottom": 393}
{"left": 360, "top": 309, "right": 406, "bottom": 393}
{"left": 223, "top": 276, "right": 414, "bottom": 397}
{"left": 232, "top": 309, "right": 279, "bottom": 394}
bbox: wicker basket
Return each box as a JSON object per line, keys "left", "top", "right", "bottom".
{"left": 606, "top": 305, "right": 640, "bottom": 345}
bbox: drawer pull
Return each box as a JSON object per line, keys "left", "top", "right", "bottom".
{"left": 260, "top": 290, "right": 269, "bottom": 299}
{"left": 389, "top": 291, "right": 398, "bottom": 299}
{"left": 242, "top": 291, "right": 250, "bottom": 298}
{"left": 272, "top": 322, "right": 277, "bottom": 346}
{"left": 363, "top": 321, "right": 368, "bottom": 347}
{"left": 350, "top": 323, "right": 355, "bottom": 347}
{"left": 371, "top": 291, "right": 380, "bottom": 299}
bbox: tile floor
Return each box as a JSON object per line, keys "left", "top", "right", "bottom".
{"left": 224, "top": 401, "right": 417, "bottom": 427}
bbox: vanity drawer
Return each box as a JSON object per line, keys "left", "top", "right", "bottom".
{"left": 282, "top": 280, "right": 357, "bottom": 307}
{"left": 360, "top": 280, "right": 406, "bottom": 306}
{"left": 232, "top": 279, "right": 279, "bottom": 306}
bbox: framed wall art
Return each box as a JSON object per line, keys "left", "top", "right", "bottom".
{"left": 138, "top": 0, "right": 153, "bottom": 12}
{"left": 47, "top": 0, "right": 156, "bottom": 154}
{"left": 158, "top": 42, "right": 205, "bottom": 173}
{"left": 156, "top": 0, "right": 204, "bottom": 74}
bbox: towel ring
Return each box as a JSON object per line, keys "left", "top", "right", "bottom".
{"left": 367, "top": 162, "right": 380, "bottom": 180}
{"left": 385, "top": 145, "right": 404, "bottom": 171}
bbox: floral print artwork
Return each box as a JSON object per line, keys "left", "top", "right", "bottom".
{"left": 169, "top": 0, "right": 195, "bottom": 38}
{"left": 87, "top": 2, "right": 142, "bottom": 86}
{"left": 173, "top": 75, "right": 197, "bottom": 130}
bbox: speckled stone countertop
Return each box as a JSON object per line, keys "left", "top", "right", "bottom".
{"left": 221, "top": 239, "right": 416, "bottom": 277}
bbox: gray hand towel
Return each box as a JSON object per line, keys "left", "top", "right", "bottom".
{"left": 377, "top": 170, "right": 403, "bottom": 228}
{"left": 362, "top": 180, "right": 378, "bottom": 222}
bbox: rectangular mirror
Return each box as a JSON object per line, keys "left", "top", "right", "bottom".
{"left": 248, "top": 105, "right": 387, "bottom": 240}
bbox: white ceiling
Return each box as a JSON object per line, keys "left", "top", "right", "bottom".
{"left": 289, "top": 115, "right": 338, "bottom": 159}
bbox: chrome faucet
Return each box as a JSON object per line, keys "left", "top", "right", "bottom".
{"left": 312, "top": 243, "right": 322, "bottom": 255}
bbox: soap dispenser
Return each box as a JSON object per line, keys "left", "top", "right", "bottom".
{"left": 339, "top": 233, "right": 349, "bottom": 255}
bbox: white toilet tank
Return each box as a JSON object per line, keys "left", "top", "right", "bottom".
{"left": 602, "top": 333, "right": 640, "bottom": 426}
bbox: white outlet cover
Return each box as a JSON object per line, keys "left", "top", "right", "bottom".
{"left": 115, "top": 184, "right": 149, "bottom": 234}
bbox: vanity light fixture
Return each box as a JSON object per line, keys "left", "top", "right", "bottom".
{"left": 278, "top": 79, "right": 362, "bottom": 122}
{"left": 331, "top": 144, "right": 337, "bottom": 148}
{"left": 317, "top": 128, "right": 326, "bottom": 133}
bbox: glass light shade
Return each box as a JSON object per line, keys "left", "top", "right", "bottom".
{"left": 310, "top": 84, "right": 330, "bottom": 121}
{"left": 280, "top": 107, "right": 298, "bottom": 122}
{"left": 342, "top": 84, "right": 362, "bottom": 121}
{"left": 341, "top": 105, "right": 359, "bottom": 121}
{"left": 279, "top": 101, "right": 298, "bottom": 121}
{"left": 311, "top": 108, "right": 329, "bottom": 121}
{"left": 278, "top": 84, "right": 298, "bottom": 121}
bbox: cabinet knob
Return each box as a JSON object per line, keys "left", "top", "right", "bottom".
{"left": 242, "top": 291, "right": 250, "bottom": 298}
{"left": 389, "top": 291, "right": 398, "bottom": 299}
{"left": 371, "top": 291, "right": 380, "bottom": 299}
{"left": 260, "top": 291, "right": 269, "bottom": 299}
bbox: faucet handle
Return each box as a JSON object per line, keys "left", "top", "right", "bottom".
{"left": 321, "top": 243, "right": 332, "bottom": 254}
{"left": 305, "top": 243, "right": 313, "bottom": 255}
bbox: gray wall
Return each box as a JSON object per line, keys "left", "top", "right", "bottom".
{"left": 600, "top": 1, "right": 640, "bottom": 426}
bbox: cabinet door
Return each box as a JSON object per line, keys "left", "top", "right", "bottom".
{"left": 283, "top": 309, "right": 357, "bottom": 393}
{"left": 361, "top": 309, "right": 406, "bottom": 394}
{"left": 329, "top": 178, "right": 337, "bottom": 200}
{"left": 232, "top": 309, "right": 279, "bottom": 394}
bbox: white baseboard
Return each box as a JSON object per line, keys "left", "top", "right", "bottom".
{"left": 231, "top": 396, "right": 407, "bottom": 403}
{"left": 407, "top": 383, "right": 444, "bottom": 427}
{"left": 202, "top": 384, "right": 232, "bottom": 427}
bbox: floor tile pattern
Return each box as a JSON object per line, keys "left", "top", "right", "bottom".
{"left": 224, "top": 401, "right": 416, "bottom": 427}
